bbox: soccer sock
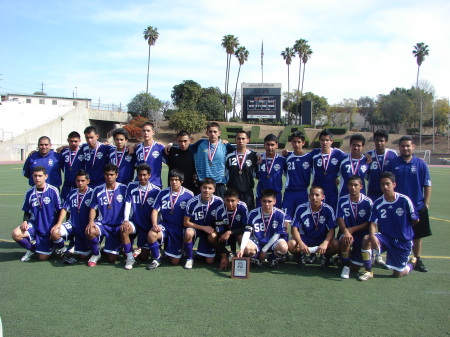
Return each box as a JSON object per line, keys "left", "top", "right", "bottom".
{"left": 17, "top": 238, "right": 35, "bottom": 252}
{"left": 361, "top": 249, "right": 372, "bottom": 271}
{"left": 87, "top": 236, "right": 100, "bottom": 256}
{"left": 341, "top": 252, "right": 350, "bottom": 267}
{"left": 53, "top": 237, "right": 65, "bottom": 249}
{"left": 268, "top": 252, "right": 276, "bottom": 261}
{"left": 122, "top": 243, "right": 133, "bottom": 259}
{"left": 406, "top": 263, "right": 414, "bottom": 274}
{"left": 184, "top": 242, "right": 193, "bottom": 260}
{"left": 149, "top": 241, "right": 161, "bottom": 260}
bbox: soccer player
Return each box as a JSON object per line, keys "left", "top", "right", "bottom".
{"left": 164, "top": 131, "right": 199, "bottom": 194}
{"left": 134, "top": 122, "right": 165, "bottom": 188}
{"left": 23, "top": 136, "right": 63, "bottom": 189}
{"left": 120, "top": 164, "right": 161, "bottom": 270}
{"left": 338, "top": 134, "right": 370, "bottom": 198}
{"left": 85, "top": 164, "right": 128, "bottom": 266}
{"left": 215, "top": 188, "right": 249, "bottom": 270}
{"left": 358, "top": 172, "right": 419, "bottom": 281}
{"left": 12, "top": 166, "right": 62, "bottom": 261}
{"left": 385, "top": 136, "right": 432, "bottom": 272}
{"left": 288, "top": 185, "right": 339, "bottom": 270}
{"left": 282, "top": 131, "right": 312, "bottom": 220}
{"left": 183, "top": 177, "right": 223, "bottom": 269}
{"left": 255, "top": 134, "right": 286, "bottom": 208}
{"left": 109, "top": 128, "right": 136, "bottom": 185}
{"left": 225, "top": 131, "right": 257, "bottom": 210}
{"left": 337, "top": 175, "right": 373, "bottom": 279}
{"left": 50, "top": 170, "right": 93, "bottom": 260}
{"left": 146, "top": 169, "right": 194, "bottom": 269}
{"left": 310, "top": 129, "right": 347, "bottom": 211}
{"left": 60, "top": 131, "right": 85, "bottom": 201}
{"left": 237, "top": 188, "right": 288, "bottom": 269}
{"left": 366, "top": 130, "right": 398, "bottom": 201}
{"left": 81, "top": 126, "right": 112, "bottom": 188}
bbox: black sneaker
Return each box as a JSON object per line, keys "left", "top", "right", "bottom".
{"left": 306, "top": 253, "right": 317, "bottom": 264}
{"left": 250, "top": 258, "right": 262, "bottom": 268}
{"left": 320, "top": 255, "right": 331, "bottom": 270}
{"left": 297, "top": 253, "right": 306, "bottom": 270}
{"left": 269, "top": 258, "right": 279, "bottom": 269}
{"left": 414, "top": 257, "right": 428, "bottom": 272}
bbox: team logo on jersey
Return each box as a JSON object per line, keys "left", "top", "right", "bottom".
{"left": 358, "top": 209, "right": 366, "bottom": 217}
{"left": 147, "top": 197, "right": 154, "bottom": 205}
{"left": 396, "top": 208, "right": 404, "bottom": 216}
{"left": 116, "top": 195, "right": 123, "bottom": 202}
{"left": 43, "top": 197, "right": 51, "bottom": 204}
{"left": 274, "top": 164, "right": 281, "bottom": 171}
{"left": 272, "top": 220, "right": 278, "bottom": 228}
{"left": 180, "top": 201, "right": 187, "bottom": 209}
{"left": 48, "top": 159, "right": 54, "bottom": 166}
{"left": 85, "top": 199, "right": 91, "bottom": 207}
{"left": 361, "top": 166, "right": 367, "bottom": 173}
{"left": 97, "top": 152, "right": 103, "bottom": 159}
{"left": 302, "top": 162, "right": 310, "bottom": 169}
{"left": 319, "top": 216, "right": 325, "bottom": 224}
{"left": 223, "top": 218, "right": 229, "bottom": 225}
{"left": 385, "top": 160, "right": 389, "bottom": 166}
{"left": 246, "top": 159, "right": 252, "bottom": 167}
{"left": 152, "top": 151, "right": 160, "bottom": 158}
{"left": 236, "top": 214, "right": 241, "bottom": 221}
{"left": 411, "top": 165, "right": 417, "bottom": 173}
{"left": 212, "top": 210, "right": 217, "bottom": 217}
{"left": 331, "top": 158, "right": 338, "bottom": 165}
{"left": 125, "top": 155, "right": 132, "bottom": 162}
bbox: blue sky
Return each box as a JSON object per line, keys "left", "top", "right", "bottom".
{"left": 1, "top": 0, "right": 449, "bottom": 108}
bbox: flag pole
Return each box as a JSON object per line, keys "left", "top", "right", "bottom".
{"left": 261, "top": 39, "right": 264, "bottom": 84}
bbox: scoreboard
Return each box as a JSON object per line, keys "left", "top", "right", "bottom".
{"left": 241, "top": 83, "right": 281, "bottom": 121}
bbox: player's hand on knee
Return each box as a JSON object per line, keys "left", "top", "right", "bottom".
{"left": 20, "top": 221, "right": 29, "bottom": 232}
{"left": 218, "top": 257, "right": 229, "bottom": 270}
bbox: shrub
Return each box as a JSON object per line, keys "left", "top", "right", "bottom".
{"left": 324, "top": 126, "right": 348, "bottom": 135}
{"left": 168, "top": 110, "right": 206, "bottom": 133}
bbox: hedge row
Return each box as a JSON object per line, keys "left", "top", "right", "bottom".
{"left": 323, "top": 126, "right": 348, "bottom": 135}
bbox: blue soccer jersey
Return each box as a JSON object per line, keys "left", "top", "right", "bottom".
{"left": 215, "top": 201, "right": 249, "bottom": 233}
{"left": 370, "top": 193, "right": 419, "bottom": 241}
{"left": 22, "top": 184, "right": 62, "bottom": 235}
{"left": 23, "top": 151, "right": 64, "bottom": 188}
{"left": 135, "top": 141, "right": 165, "bottom": 188}
{"left": 90, "top": 183, "right": 128, "bottom": 225}
{"left": 292, "top": 202, "right": 337, "bottom": 244}
{"left": 284, "top": 151, "right": 312, "bottom": 191}
{"left": 247, "top": 207, "right": 287, "bottom": 247}
{"left": 60, "top": 147, "right": 85, "bottom": 188}
{"left": 125, "top": 182, "right": 160, "bottom": 230}
{"left": 256, "top": 153, "right": 286, "bottom": 195}
{"left": 109, "top": 147, "right": 136, "bottom": 185}
{"left": 185, "top": 194, "right": 224, "bottom": 227}
{"left": 81, "top": 143, "right": 111, "bottom": 187}
{"left": 367, "top": 148, "right": 398, "bottom": 200}
{"left": 336, "top": 194, "right": 373, "bottom": 236}
{"left": 62, "top": 187, "right": 93, "bottom": 235}
{"left": 153, "top": 187, "right": 194, "bottom": 228}
{"left": 338, "top": 154, "right": 370, "bottom": 197}
{"left": 385, "top": 155, "right": 431, "bottom": 211}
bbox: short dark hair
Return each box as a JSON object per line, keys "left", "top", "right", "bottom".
{"left": 136, "top": 163, "right": 151, "bottom": 175}
{"left": 260, "top": 188, "right": 277, "bottom": 199}
{"left": 264, "top": 134, "right": 278, "bottom": 143}
{"left": 310, "top": 185, "right": 324, "bottom": 194}
{"left": 207, "top": 122, "right": 220, "bottom": 130}
{"left": 169, "top": 169, "right": 184, "bottom": 182}
{"left": 350, "top": 134, "right": 366, "bottom": 146}
{"left": 68, "top": 131, "right": 81, "bottom": 139}
{"left": 201, "top": 177, "right": 216, "bottom": 188}
{"left": 319, "top": 129, "right": 333, "bottom": 140}
{"left": 399, "top": 135, "right": 414, "bottom": 144}
{"left": 288, "top": 131, "right": 305, "bottom": 142}
{"left": 177, "top": 130, "right": 191, "bottom": 138}
{"left": 224, "top": 188, "right": 239, "bottom": 199}
{"left": 84, "top": 126, "right": 98, "bottom": 135}
{"left": 76, "top": 169, "right": 90, "bottom": 180}
{"left": 235, "top": 131, "right": 249, "bottom": 139}
{"left": 104, "top": 163, "right": 118, "bottom": 174}
{"left": 142, "top": 122, "right": 155, "bottom": 130}
{"left": 380, "top": 171, "right": 396, "bottom": 183}
{"left": 38, "top": 136, "right": 51, "bottom": 144}
{"left": 373, "top": 129, "right": 389, "bottom": 141}
{"left": 347, "top": 175, "right": 363, "bottom": 185}
{"left": 113, "top": 128, "right": 129, "bottom": 140}
{"left": 32, "top": 165, "right": 47, "bottom": 175}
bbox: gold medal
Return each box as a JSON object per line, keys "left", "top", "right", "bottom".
{"left": 267, "top": 175, "right": 270, "bottom": 179}
{"left": 69, "top": 167, "right": 73, "bottom": 171}
{"left": 323, "top": 172, "right": 327, "bottom": 175}
{"left": 239, "top": 170, "right": 242, "bottom": 175}
{"left": 107, "top": 205, "right": 112, "bottom": 210}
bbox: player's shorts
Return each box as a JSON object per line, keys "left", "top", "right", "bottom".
{"left": 129, "top": 222, "right": 151, "bottom": 250}
{"left": 299, "top": 236, "right": 326, "bottom": 248}
{"left": 96, "top": 222, "right": 121, "bottom": 255}
{"left": 161, "top": 223, "right": 183, "bottom": 259}
{"left": 282, "top": 189, "right": 308, "bottom": 220}
{"left": 376, "top": 233, "right": 412, "bottom": 272}
{"left": 339, "top": 233, "right": 364, "bottom": 266}
{"left": 61, "top": 221, "right": 90, "bottom": 256}
{"left": 413, "top": 206, "right": 432, "bottom": 239}
{"left": 249, "top": 237, "right": 286, "bottom": 257}
{"left": 26, "top": 224, "right": 53, "bottom": 255}
{"left": 186, "top": 228, "right": 215, "bottom": 258}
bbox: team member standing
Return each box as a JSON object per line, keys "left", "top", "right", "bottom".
{"left": 146, "top": 169, "right": 194, "bottom": 269}
{"left": 23, "top": 136, "right": 63, "bottom": 190}
{"left": 12, "top": 166, "right": 62, "bottom": 261}
{"left": 385, "top": 136, "right": 432, "bottom": 272}
{"left": 82, "top": 126, "right": 111, "bottom": 188}
{"left": 225, "top": 131, "right": 257, "bottom": 210}
{"left": 337, "top": 175, "right": 373, "bottom": 279}
{"left": 120, "top": 164, "right": 160, "bottom": 270}
{"left": 60, "top": 132, "right": 85, "bottom": 201}
{"left": 358, "top": 172, "right": 419, "bottom": 281}
{"left": 109, "top": 128, "right": 136, "bottom": 185}
{"left": 85, "top": 164, "right": 127, "bottom": 266}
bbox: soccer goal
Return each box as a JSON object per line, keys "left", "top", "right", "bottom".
{"left": 415, "top": 150, "right": 431, "bottom": 164}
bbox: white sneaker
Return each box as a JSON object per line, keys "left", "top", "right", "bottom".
{"left": 124, "top": 258, "right": 136, "bottom": 270}
{"left": 20, "top": 250, "right": 34, "bottom": 262}
{"left": 184, "top": 259, "right": 193, "bottom": 269}
{"left": 146, "top": 259, "right": 161, "bottom": 270}
{"left": 340, "top": 266, "right": 350, "bottom": 279}
{"left": 374, "top": 255, "right": 386, "bottom": 266}
{"left": 132, "top": 247, "right": 141, "bottom": 258}
{"left": 88, "top": 253, "right": 101, "bottom": 267}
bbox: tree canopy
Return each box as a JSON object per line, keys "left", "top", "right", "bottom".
{"left": 127, "top": 92, "right": 163, "bottom": 121}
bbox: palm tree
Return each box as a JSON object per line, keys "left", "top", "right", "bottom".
{"left": 412, "top": 42, "right": 429, "bottom": 88}
{"left": 281, "top": 47, "right": 295, "bottom": 123}
{"left": 300, "top": 44, "right": 313, "bottom": 95}
{"left": 143, "top": 26, "right": 159, "bottom": 94}
{"left": 222, "top": 35, "right": 239, "bottom": 120}
{"left": 293, "top": 39, "right": 308, "bottom": 122}
{"left": 232, "top": 46, "right": 249, "bottom": 119}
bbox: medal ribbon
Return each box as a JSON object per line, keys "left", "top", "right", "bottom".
{"left": 236, "top": 150, "right": 247, "bottom": 172}
{"left": 115, "top": 149, "right": 126, "bottom": 168}
{"left": 263, "top": 210, "right": 274, "bottom": 237}
{"left": 91, "top": 142, "right": 100, "bottom": 166}
{"left": 350, "top": 194, "right": 362, "bottom": 221}
{"left": 321, "top": 149, "right": 333, "bottom": 173}
{"left": 143, "top": 141, "right": 155, "bottom": 162}
{"left": 77, "top": 190, "right": 87, "bottom": 213}
{"left": 139, "top": 184, "right": 150, "bottom": 206}
{"left": 34, "top": 185, "right": 46, "bottom": 208}
{"left": 375, "top": 151, "right": 387, "bottom": 172}
{"left": 105, "top": 183, "right": 116, "bottom": 208}
{"left": 170, "top": 187, "right": 183, "bottom": 213}
{"left": 265, "top": 154, "right": 278, "bottom": 177}
{"left": 69, "top": 146, "right": 79, "bottom": 169}
{"left": 350, "top": 156, "right": 361, "bottom": 175}
{"left": 208, "top": 141, "right": 219, "bottom": 163}
{"left": 202, "top": 198, "right": 212, "bottom": 225}
{"left": 309, "top": 203, "right": 321, "bottom": 231}
{"left": 227, "top": 208, "right": 238, "bottom": 229}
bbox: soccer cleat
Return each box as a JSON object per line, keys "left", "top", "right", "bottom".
{"left": 358, "top": 270, "right": 374, "bottom": 281}
{"left": 320, "top": 255, "right": 331, "bottom": 270}
{"left": 228, "top": 251, "right": 235, "bottom": 262}
{"left": 250, "top": 258, "right": 262, "bottom": 268}
{"left": 20, "top": 250, "right": 34, "bottom": 262}
{"left": 87, "top": 253, "right": 101, "bottom": 267}
{"left": 146, "top": 259, "right": 161, "bottom": 270}
{"left": 297, "top": 253, "right": 306, "bottom": 270}
{"left": 184, "top": 259, "right": 193, "bottom": 269}
{"left": 124, "top": 258, "right": 136, "bottom": 270}
{"left": 132, "top": 247, "right": 142, "bottom": 258}
{"left": 269, "top": 258, "right": 279, "bottom": 269}
{"left": 340, "top": 266, "right": 350, "bottom": 279}
{"left": 414, "top": 257, "right": 428, "bottom": 272}
{"left": 306, "top": 253, "right": 317, "bottom": 264}
{"left": 374, "top": 255, "right": 386, "bottom": 266}
{"left": 54, "top": 246, "right": 67, "bottom": 256}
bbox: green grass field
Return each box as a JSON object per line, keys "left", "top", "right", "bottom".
{"left": 1, "top": 164, "right": 449, "bottom": 336}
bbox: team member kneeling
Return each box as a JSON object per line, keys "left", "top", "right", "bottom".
{"left": 288, "top": 185, "right": 339, "bottom": 270}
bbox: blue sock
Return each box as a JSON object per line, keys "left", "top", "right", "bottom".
{"left": 88, "top": 236, "right": 100, "bottom": 255}
{"left": 122, "top": 243, "right": 132, "bottom": 254}
{"left": 17, "top": 238, "right": 35, "bottom": 252}
{"left": 268, "top": 253, "right": 277, "bottom": 261}
{"left": 184, "top": 242, "right": 193, "bottom": 260}
{"left": 149, "top": 241, "right": 160, "bottom": 260}
{"left": 53, "top": 238, "right": 65, "bottom": 249}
